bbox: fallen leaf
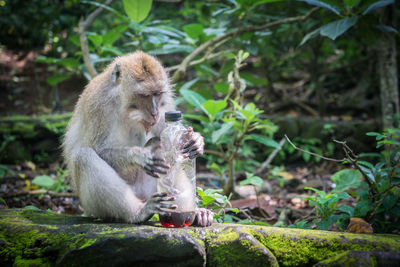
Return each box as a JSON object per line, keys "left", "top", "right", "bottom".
{"left": 278, "top": 171, "right": 294, "bottom": 180}
{"left": 346, "top": 217, "right": 373, "bottom": 234}
{"left": 25, "top": 161, "right": 36, "bottom": 171}
{"left": 230, "top": 197, "right": 276, "bottom": 218}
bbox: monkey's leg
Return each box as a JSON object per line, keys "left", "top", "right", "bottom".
{"left": 73, "top": 147, "right": 175, "bottom": 223}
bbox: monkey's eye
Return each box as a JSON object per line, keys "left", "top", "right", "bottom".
{"left": 154, "top": 91, "right": 163, "bottom": 96}
{"left": 129, "top": 104, "right": 138, "bottom": 109}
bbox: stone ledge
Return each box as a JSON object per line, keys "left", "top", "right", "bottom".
{"left": 0, "top": 209, "right": 399, "bottom": 266}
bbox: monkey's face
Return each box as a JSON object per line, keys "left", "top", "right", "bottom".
{"left": 112, "top": 51, "right": 170, "bottom": 132}
{"left": 127, "top": 89, "right": 166, "bottom": 132}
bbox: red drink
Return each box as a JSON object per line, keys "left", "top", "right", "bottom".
{"left": 159, "top": 211, "right": 195, "bottom": 228}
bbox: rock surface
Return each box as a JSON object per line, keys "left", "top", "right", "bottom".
{"left": 0, "top": 209, "right": 399, "bottom": 266}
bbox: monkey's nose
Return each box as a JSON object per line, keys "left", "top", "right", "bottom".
{"left": 151, "top": 110, "right": 159, "bottom": 119}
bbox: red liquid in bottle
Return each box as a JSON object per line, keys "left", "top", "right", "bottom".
{"left": 160, "top": 211, "right": 195, "bottom": 228}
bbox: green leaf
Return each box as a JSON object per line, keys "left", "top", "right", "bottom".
{"left": 35, "top": 56, "right": 57, "bottom": 64}
{"left": 300, "top": 27, "right": 322, "bottom": 46}
{"left": 212, "top": 122, "right": 234, "bottom": 144}
{"left": 240, "top": 172, "right": 264, "bottom": 187}
{"left": 359, "top": 165, "right": 376, "bottom": 183}
{"left": 336, "top": 192, "right": 350, "bottom": 199}
{"left": 331, "top": 169, "right": 362, "bottom": 193}
{"left": 196, "top": 187, "right": 205, "bottom": 198}
{"left": 180, "top": 88, "right": 206, "bottom": 109}
{"left": 366, "top": 131, "right": 385, "bottom": 140}
{"left": 298, "top": 0, "right": 342, "bottom": 15}
{"left": 88, "top": 34, "right": 103, "bottom": 47}
{"left": 357, "top": 160, "right": 374, "bottom": 169}
{"left": 202, "top": 100, "right": 227, "bottom": 119}
{"left": 122, "top": 0, "right": 153, "bottom": 23}
{"left": 55, "top": 58, "right": 80, "bottom": 69}
{"left": 249, "top": 134, "right": 280, "bottom": 149}
{"left": 32, "top": 175, "right": 55, "bottom": 190}
{"left": 320, "top": 17, "right": 358, "bottom": 40}
{"left": 222, "top": 52, "right": 236, "bottom": 59}
{"left": 383, "top": 194, "right": 397, "bottom": 210}
{"left": 179, "top": 78, "right": 199, "bottom": 91}
{"left": 183, "top": 114, "right": 209, "bottom": 124}
{"left": 0, "top": 197, "right": 6, "bottom": 206}
{"left": 46, "top": 74, "right": 70, "bottom": 86}
{"left": 183, "top": 24, "right": 204, "bottom": 40}
{"left": 240, "top": 72, "right": 268, "bottom": 86}
{"left": 214, "top": 82, "right": 229, "bottom": 94}
{"left": 355, "top": 200, "right": 372, "bottom": 217}
{"left": 338, "top": 205, "right": 354, "bottom": 216}
{"left": 149, "top": 44, "right": 194, "bottom": 55}
{"left": 202, "top": 196, "right": 216, "bottom": 206}
{"left": 103, "top": 27, "right": 124, "bottom": 46}
{"left": 305, "top": 187, "right": 326, "bottom": 198}
{"left": 362, "top": 0, "right": 394, "bottom": 15}
{"left": 376, "top": 24, "right": 398, "bottom": 33}
{"left": 101, "top": 47, "right": 123, "bottom": 56}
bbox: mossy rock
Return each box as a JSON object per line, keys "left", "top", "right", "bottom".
{"left": 1, "top": 209, "right": 399, "bottom": 266}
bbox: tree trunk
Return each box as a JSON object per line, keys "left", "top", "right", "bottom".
{"left": 378, "top": 7, "right": 399, "bottom": 129}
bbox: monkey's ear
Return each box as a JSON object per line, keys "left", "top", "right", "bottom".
{"left": 111, "top": 63, "right": 121, "bottom": 84}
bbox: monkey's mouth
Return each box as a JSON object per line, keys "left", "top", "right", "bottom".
{"left": 142, "top": 120, "right": 156, "bottom": 133}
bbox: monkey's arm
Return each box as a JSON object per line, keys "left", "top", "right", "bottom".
{"left": 98, "top": 146, "right": 169, "bottom": 178}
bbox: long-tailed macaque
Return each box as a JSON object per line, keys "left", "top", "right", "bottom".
{"left": 62, "top": 51, "right": 213, "bottom": 226}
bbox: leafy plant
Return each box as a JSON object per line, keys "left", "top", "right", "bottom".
{"left": 300, "top": 128, "right": 400, "bottom": 232}
{"left": 196, "top": 187, "right": 239, "bottom": 223}
{"left": 31, "top": 168, "right": 69, "bottom": 193}
{"left": 302, "top": 187, "right": 350, "bottom": 230}
{"left": 299, "top": 0, "right": 396, "bottom": 45}
{"left": 182, "top": 50, "right": 279, "bottom": 195}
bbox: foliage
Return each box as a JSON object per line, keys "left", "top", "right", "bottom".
{"left": 299, "top": 0, "right": 396, "bottom": 45}
{"left": 181, "top": 50, "right": 279, "bottom": 195}
{"left": 0, "top": 0, "right": 84, "bottom": 50}
{"left": 300, "top": 128, "right": 400, "bottom": 232}
{"left": 196, "top": 187, "right": 239, "bottom": 223}
{"left": 302, "top": 187, "right": 350, "bottom": 230}
{"left": 32, "top": 168, "right": 69, "bottom": 193}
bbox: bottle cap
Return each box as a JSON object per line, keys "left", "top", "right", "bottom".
{"left": 165, "top": 111, "right": 182, "bottom": 122}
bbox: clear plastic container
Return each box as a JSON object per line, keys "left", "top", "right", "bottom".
{"left": 158, "top": 111, "right": 196, "bottom": 227}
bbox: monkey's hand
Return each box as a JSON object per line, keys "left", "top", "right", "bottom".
{"left": 130, "top": 146, "right": 169, "bottom": 178}
{"left": 193, "top": 208, "right": 214, "bottom": 227}
{"left": 139, "top": 192, "right": 177, "bottom": 222}
{"left": 181, "top": 127, "right": 204, "bottom": 159}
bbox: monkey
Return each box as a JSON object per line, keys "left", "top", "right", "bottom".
{"left": 62, "top": 51, "right": 213, "bottom": 226}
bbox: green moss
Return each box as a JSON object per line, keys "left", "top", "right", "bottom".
{"left": 13, "top": 256, "right": 48, "bottom": 267}
{"left": 206, "top": 227, "right": 278, "bottom": 267}
{"left": 213, "top": 228, "right": 239, "bottom": 242}
{"left": 245, "top": 226, "right": 400, "bottom": 266}
{"left": 78, "top": 238, "right": 97, "bottom": 249}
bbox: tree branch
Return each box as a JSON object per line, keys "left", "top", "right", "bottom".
{"left": 285, "top": 134, "right": 345, "bottom": 162}
{"left": 256, "top": 137, "right": 286, "bottom": 175}
{"left": 78, "top": 0, "right": 114, "bottom": 79}
{"left": 204, "top": 149, "right": 228, "bottom": 160}
{"left": 170, "top": 7, "right": 319, "bottom": 83}
{"left": 166, "top": 50, "right": 232, "bottom": 72}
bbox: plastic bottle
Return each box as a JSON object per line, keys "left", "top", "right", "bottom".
{"left": 158, "top": 111, "right": 197, "bottom": 227}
